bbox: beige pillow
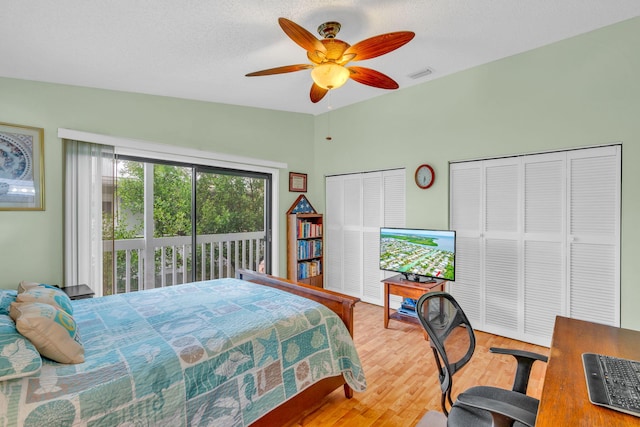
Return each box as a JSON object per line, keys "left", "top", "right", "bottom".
{"left": 10, "top": 302, "right": 84, "bottom": 364}
{"left": 16, "top": 286, "right": 73, "bottom": 315}
{"left": 17, "top": 281, "right": 57, "bottom": 293}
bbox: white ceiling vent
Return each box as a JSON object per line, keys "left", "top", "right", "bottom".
{"left": 408, "top": 68, "right": 434, "bottom": 79}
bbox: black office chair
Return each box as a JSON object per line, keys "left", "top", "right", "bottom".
{"left": 415, "top": 292, "right": 548, "bottom": 427}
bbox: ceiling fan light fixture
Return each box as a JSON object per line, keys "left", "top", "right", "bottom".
{"left": 248, "top": 18, "right": 415, "bottom": 103}
{"left": 311, "top": 63, "right": 350, "bottom": 90}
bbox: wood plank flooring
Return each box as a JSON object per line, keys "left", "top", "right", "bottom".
{"left": 295, "top": 302, "right": 550, "bottom": 426}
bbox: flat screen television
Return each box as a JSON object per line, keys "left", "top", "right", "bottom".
{"left": 380, "top": 227, "right": 456, "bottom": 282}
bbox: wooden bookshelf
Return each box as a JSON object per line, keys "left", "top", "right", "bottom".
{"left": 287, "top": 213, "right": 323, "bottom": 287}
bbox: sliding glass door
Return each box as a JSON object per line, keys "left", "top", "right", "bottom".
{"left": 110, "top": 157, "right": 271, "bottom": 294}
{"left": 194, "top": 167, "right": 270, "bottom": 281}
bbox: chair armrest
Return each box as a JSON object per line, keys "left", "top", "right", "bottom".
{"left": 490, "top": 347, "right": 548, "bottom": 394}
{"left": 456, "top": 393, "right": 537, "bottom": 427}
{"left": 490, "top": 347, "right": 548, "bottom": 363}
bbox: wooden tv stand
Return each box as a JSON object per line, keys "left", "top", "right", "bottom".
{"left": 381, "top": 274, "right": 446, "bottom": 328}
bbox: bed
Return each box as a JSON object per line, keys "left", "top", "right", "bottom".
{"left": 0, "top": 269, "right": 366, "bottom": 426}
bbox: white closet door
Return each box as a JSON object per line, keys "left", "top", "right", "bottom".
{"left": 450, "top": 145, "right": 620, "bottom": 346}
{"left": 325, "top": 176, "right": 344, "bottom": 293}
{"left": 567, "top": 146, "right": 621, "bottom": 326}
{"left": 483, "top": 158, "right": 521, "bottom": 337}
{"left": 381, "top": 170, "right": 406, "bottom": 308}
{"left": 325, "top": 169, "right": 405, "bottom": 303}
{"left": 342, "top": 176, "right": 363, "bottom": 296}
{"left": 449, "top": 162, "right": 483, "bottom": 326}
{"left": 522, "top": 153, "right": 565, "bottom": 343}
{"left": 362, "top": 172, "right": 383, "bottom": 304}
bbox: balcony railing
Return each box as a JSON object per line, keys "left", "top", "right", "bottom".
{"left": 103, "top": 231, "right": 265, "bottom": 296}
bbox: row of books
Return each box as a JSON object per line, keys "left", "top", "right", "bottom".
{"left": 297, "top": 219, "right": 322, "bottom": 238}
{"left": 297, "top": 239, "right": 322, "bottom": 260}
{"left": 298, "top": 259, "right": 322, "bottom": 279}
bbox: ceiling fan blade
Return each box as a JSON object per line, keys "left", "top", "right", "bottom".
{"left": 279, "top": 18, "right": 326, "bottom": 54}
{"left": 348, "top": 66, "right": 399, "bottom": 89}
{"left": 344, "top": 31, "right": 415, "bottom": 61}
{"left": 245, "top": 64, "right": 313, "bottom": 77}
{"left": 310, "top": 83, "right": 329, "bottom": 103}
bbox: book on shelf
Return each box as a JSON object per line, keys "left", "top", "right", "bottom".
{"left": 297, "top": 239, "right": 323, "bottom": 259}
{"left": 297, "top": 219, "right": 322, "bottom": 239}
{"left": 297, "top": 259, "right": 322, "bottom": 279}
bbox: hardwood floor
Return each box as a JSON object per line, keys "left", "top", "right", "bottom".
{"left": 296, "top": 302, "right": 550, "bottom": 426}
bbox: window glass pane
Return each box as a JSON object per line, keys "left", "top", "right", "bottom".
{"left": 153, "top": 164, "right": 192, "bottom": 286}
{"left": 195, "top": 171, "right": 267, "bottom": 280}
{"left": 112, "top": 159, "right": 144, "bottom": 294}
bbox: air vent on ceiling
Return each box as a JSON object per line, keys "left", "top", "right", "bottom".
{"left": 408, "top": 67, "right": 433, "bottom": 79}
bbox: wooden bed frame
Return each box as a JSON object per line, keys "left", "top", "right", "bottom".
{"left": 236, "top": 269, "right": 361, "bottom": 426}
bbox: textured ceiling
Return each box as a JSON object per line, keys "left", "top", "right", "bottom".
{"left": 1, "top": 1, "right": 639, "bottom": 115}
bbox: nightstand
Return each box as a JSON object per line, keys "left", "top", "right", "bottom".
{"left": 62, "top": 284, "right": 95, "bottom": 300}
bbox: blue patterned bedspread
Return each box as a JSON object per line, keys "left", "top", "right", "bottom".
{"left": 2, "top": 278, "right": 366, "bottom": 426}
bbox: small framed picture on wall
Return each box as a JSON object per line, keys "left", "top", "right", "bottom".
{"left": 289, "top": 172, "right": 307, "bottom": 192}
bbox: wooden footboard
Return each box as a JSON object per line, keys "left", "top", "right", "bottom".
{"left": 236, "top": 269, "right": 360, "bottom": 338}
{"left": 236, "top": 269, "right": 361, "bottom": 426}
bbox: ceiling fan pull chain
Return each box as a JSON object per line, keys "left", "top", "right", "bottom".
{"left": 326, "top": 92, "right": 333, "bottom": 141}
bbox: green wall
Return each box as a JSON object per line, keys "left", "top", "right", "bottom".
{"left": 1, "top": 17, "right": 638, "bottom": 329}
{"left": 311, "top": 17, "right": 640, "bottom": 329}
{"left": 0, "top": 79, "right": 315, "bottom": 286}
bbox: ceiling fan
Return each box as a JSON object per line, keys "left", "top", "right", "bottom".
{"left": 246, "top": 18, "right": 415, "bottom": 103}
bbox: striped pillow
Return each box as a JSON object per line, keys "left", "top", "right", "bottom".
{"left": 16, "top": 286, "right": 73, "bottom": 315}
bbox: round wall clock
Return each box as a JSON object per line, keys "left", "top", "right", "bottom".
{"left": 415, "top": 164, "right": 435, "bottom": 189}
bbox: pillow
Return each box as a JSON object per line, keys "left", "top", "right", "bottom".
{"left": 16, "top": 286, "right": 73, "bottom": 315}
{"left": 0, "top": 290, "right": 17, "bottom": 315}
{"left": 0, "top": 314, "right": 42, "bottom": 380}
{"left": 17, "top": 281, "right": 60, "bottom": 294}
{"left": 10, "top": 302, "right": 84, "bottom": 364}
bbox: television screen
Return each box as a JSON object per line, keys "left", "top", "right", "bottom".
{"left": 380, "top": 227, "right": 455, "bottom": 282}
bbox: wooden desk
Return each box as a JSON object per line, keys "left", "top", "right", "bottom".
{"left": 381, "top": 275, "right": 445, "bottom": 328}
{"left": 537, "top": 316, "right": 640, "bottom": 426}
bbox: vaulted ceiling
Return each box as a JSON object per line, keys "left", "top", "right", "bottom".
{"left": 1, "top": 1, "right": 639, "bottom": 115}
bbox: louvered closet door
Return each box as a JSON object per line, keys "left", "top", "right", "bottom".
{"left": 450, "top": 145, "right": 621, "bottom": 346}
{"left": 567, "top": 146, "right": 621, "bottom": 326}
{"left": 483, "top": 158, "right": 521, "bottom": 337}
{"left": 342, "top": 175, "right": 364, "bottom": 296}
{"left": 523, "top": 153, "right": 565, "bottom": 342}
{"left": 325, "top": 176, "right": 344, "bottom": 292}
{"left": 326, "top": 170, "right": 405, "bottom": 303}
{"left": 362, "top": 172, "right": 383, "bottom": 304}
{"left": 449, "top": 162, "right": 483, "bottom": 326}
{"left": 380, "top": 170, "right": 406, "bottom": 308}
